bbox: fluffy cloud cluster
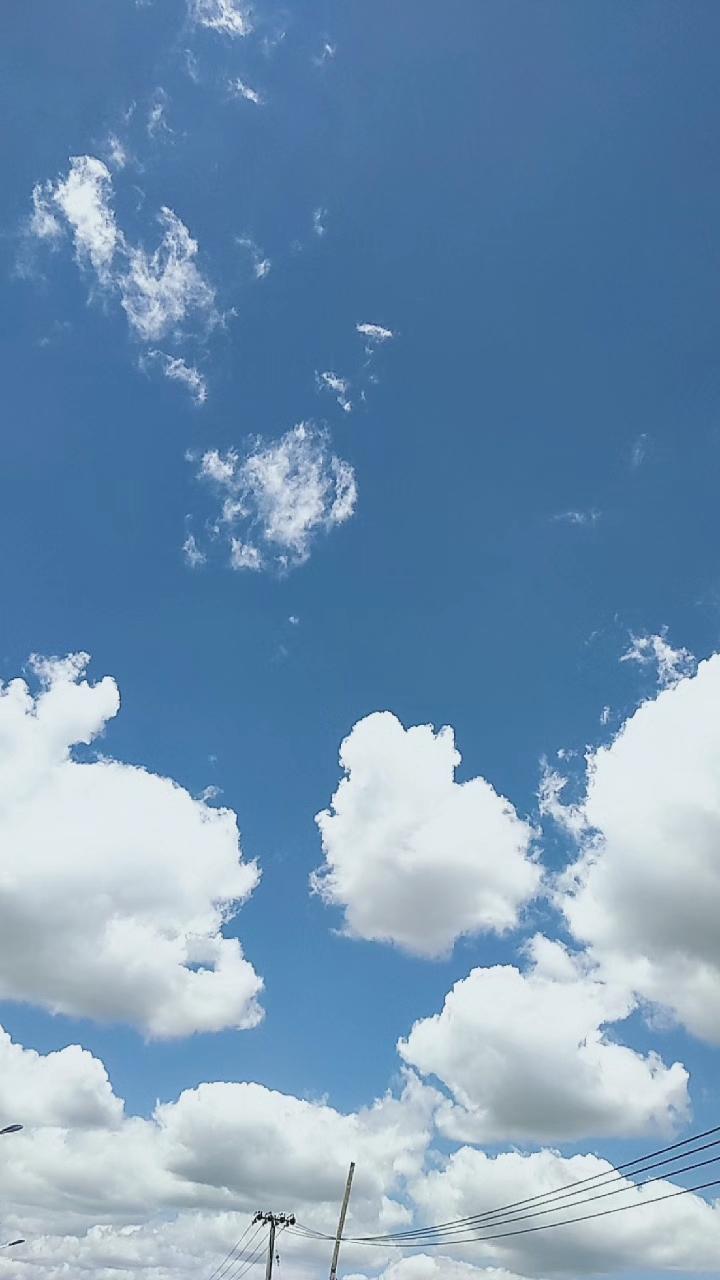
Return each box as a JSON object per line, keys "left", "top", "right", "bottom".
{"left": 29, "top": 156, "right": 214, "bottom": 394}
{"left": 0, "top": 1025, "right": 715, "bottom": 1280}
{"left": 0, "top": 653, "right": 261, "bottom": 1037}
{"left": 553, "top": 648, "right": 720, "bottom": 1042}
{"left": 312, "top": 713, "right": 540, "bottom": 957}
{"left": 192, "top": 423, "right": 357, "bottom": 572}
{"left": 399, "top": 936, "right": 688, "bottom": 1143}
{"left": 409, "top": 1145, "right": 720, "bottom": 1279}
{"left": 0, "top": 1025, "right": 437, "bottom": 1278}
{"left": 353, "top": 1260, "right": 534, "bottom": 1280}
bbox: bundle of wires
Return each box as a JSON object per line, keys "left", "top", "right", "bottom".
{"left": 286, "top": 1122, "right": 720, "bottom": 1249}
{"left": 203, "top": 1218, "right": 269, "bottom": 1280}
{"left": 204, "top": 1218, "right": 291, "bottom": 1280}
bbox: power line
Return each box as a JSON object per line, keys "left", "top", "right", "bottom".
{"left": 206, "top": 1218, "right": 265, "bottom": 1280}
{"left": 223, "top": 1228, "right": 270, "bottom": 1280}
{"left": 289, "top": 1173, "right": 720, "bottom": 1249}
{"left": 288, "top": 1123, "right": 720, "bottom": 1250}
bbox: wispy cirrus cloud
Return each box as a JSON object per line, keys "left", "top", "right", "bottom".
{"left": 552, "top": 508, "right": 602, "bottom": 526}
{"left": 316, "top": 370, "right": 352, "bottom": 413}
{"left": 229, "top": 77, "right": 263, "bottom": 104}
{"left": 190, "top": 423, "right": 357, "bottom": 572}
{"left": 236, "top": 236, "right": 271, "bottom": 279}
{"left": 143, "top": 351, "right": 207, "bottom": 404}
{"left": 27, "top": 156, "right": 218, "bottom": 399}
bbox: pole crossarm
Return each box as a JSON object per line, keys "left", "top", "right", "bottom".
{"left": 252, "top": 1211, "right": 296, "bottom": 1280}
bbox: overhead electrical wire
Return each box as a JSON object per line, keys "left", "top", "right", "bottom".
{"left": 205, "top": 1218, "right": 266, "bottom": 1280}
{"left": 221, "top": 1226, "right": 270, "bottom": 1280}
{"left": 287, "top": 1122, "right": 720, "bottom": 1249}
{"left": 288, "top": 1175, "right": 720, "bottom": 1249}
{"left": 339, "top": 1130, "right": 720, "bottom": 1244}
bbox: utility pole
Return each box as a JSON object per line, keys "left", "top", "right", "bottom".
{"left": 253, "top": 1211, "right": 295, "bottom": 1280}
{"left": 329, "top": 1162, "right": 355, "bottom": 1280}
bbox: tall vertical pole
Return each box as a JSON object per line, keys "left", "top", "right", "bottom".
{"left": 265, "top": 1217, "right": 277, "bottom": 1280}
{"left": 329, "top": 1162, "right": 355, "bottom": 1280}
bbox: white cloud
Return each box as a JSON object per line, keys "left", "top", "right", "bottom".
{"left": 122, "top": 208, "right": 217, "bottom": 341}
{"left": 316, "top": 370, "right": 352, "bottom": 413}
{"left": 0, "top": 1034, "right": 438, "bottom": 1279}
{"left": 144, "top": 351, "right": 207, "bottom": 404}
{"left": 183, "top": 532, "right": 206, "bottom": 567}
{"left": 46, "top": 155, "right": 119, "bottom": 284}
{"left": 555, "top": 647, "right": 720, "bottom": 1042}
{"left": 105, "top": 134, "right": 130, "bottom": 171}
{"left": 354, "top": 1259, "right": 535, "bottom": 1280}
{"left": 399, "top": 935, "right": 688, "bottom": 1143}
{"left": 620, "top": 629, "right": 695, "bottom": 689}
{"left": 313, "top": 207, "right": 327, "bottom": 237}
{"left": 311, "top": 713, "right": 541, "bottom": 958}
{"left": 0, "top": 1027, "right": 122, "bottom": 1131}
{"left": 230, "top": 538, "right": 263, "bottom": 571}
{"left": 357, "top": 322, "right": 394, "bottom": 346}
{"left": 189, "top": 0, "right": 253, "bottom": 36}
{"left": 552, "top": 510, "right": 601, "bottom": 527}
{"left": 148, "top": 89, "right": 172, "bottom": 138}
{"left": 29, "top": 185, "right": 63, "bottom": 244}
{"left": 410, "top": 1146, "right": 720, "bottom": 1279}
{"left": 229, "top": 77, "right": 263, "bottom": 104}
{"left": 27, "top": 157, "right": 217, "bottom": 344}
{"left": 237, "top": 236, "right": 271, "bottom": 279}
{"left": 630, "top": 433, "right": 648, "bottom": 470}
{"left": 194, "top": 424, "right": 357, "bottom": 572}
{"left": 0, "top": 653, "right": 261, "bottom": 1038}
{"left": 313, "top": 40, "right": 337, "bottom": 65}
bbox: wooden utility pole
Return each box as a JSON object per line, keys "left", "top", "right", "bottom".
{"left": 329, "top": 1162, "right": 355, "bottom": 1280}
{"left": 253, "top": 1211, "right": 295, "bottom": 1280}
{"left": 265, "top": 1217, "right": 276, "bottom": 1280}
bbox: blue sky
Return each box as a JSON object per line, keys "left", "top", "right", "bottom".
{"left": 2, "top": 2, "right": 720, "bottom": 1278}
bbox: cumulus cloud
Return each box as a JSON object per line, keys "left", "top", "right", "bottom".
{"left": 189, "top": 0, "right": 253, "bottom": 36}
{"left": 27, "top": 157, "right": 217, "bottom": 345}
{"left": 399, "top": 935, "right": 689, "bottom": 1143}
{"left": 311, "top": 713, "right": 541, "bottom": 958}
{"left": 193, "top": 424, "right": 357, "bottom": 572}
{"left": 0, "top": 1028, "right": 122, "bottom": 1131}
{"left": 353, "top": 1260, "right": 535, "bottom": 1280}
{"left": 0, "top": 1034, "right": 438, "bottom": 1280}
{"left": 0, "top": 653, "right": 261, "bottom": 1037}
{"left": 410, "top": 1145, "right": 720, "bottom": 1279}
{"left": 554, "top": 646, "right": 720, "bottom": 1043}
